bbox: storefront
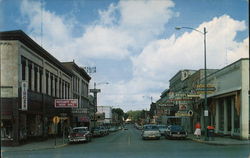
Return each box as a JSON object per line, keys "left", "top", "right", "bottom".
{"left": 203, "top": 58, "right": 249, "bottom": 139}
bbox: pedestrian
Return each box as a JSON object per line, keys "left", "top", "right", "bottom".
{"left": 194, "top": 122, "right": 201, "bottom": 139}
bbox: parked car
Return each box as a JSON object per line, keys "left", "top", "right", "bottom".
{"left": 68, "top": 127, "right": 92, "bottom": 143}
{"left": 141, "top": 124, "right": 161, "bottom": 140}
{"left": 164, "top": 125, "right": 188, "bottom": 139}
{"left": 157, "top": 124, "right": 168, "bottom": 136}
{"left": 91, "top": 127, "right": 102, "bottom": 137}
{"left": 123, "top": 126, "right": 128, "bottom": 130}
{"left": 108, "top": 126, "right": 118, "bottom": 132}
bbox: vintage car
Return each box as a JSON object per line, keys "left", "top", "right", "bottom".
{"left": 157, "top": 124, "right": 168, "bottom": 136}
{"left": 141, "top": 124, "right": 161, "bottom": 140}
{"left": 68, "top": 127, "right": 92, "bottom": 143}
{"left": 164, "top": 125, "right": 188, "bottom": 139}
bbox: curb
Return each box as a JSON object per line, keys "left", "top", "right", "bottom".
{"left": 1, "top": 143, "right": 68, "bottom": 153}
{"left": 187, "top": 137, "right": 250, "bottom": 146}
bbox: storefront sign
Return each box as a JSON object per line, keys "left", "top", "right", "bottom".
{"left": 72, "top": 108, "right": 88, "bottom": 114}
{"left": 179, "top": 104, "right": 187, "bottom": 110}
{"left": 21, "top": 81, "right": 28, "bottom": 111}
{"left": 175, "top": 110, "right": 193, "bottom": 117}
{"left": 78, "top": 116, "right": 89, "bottom": 122}
{"left": 54, "top": 99, "right": 78, "bottom": 108}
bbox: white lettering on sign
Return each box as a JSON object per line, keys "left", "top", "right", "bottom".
{"left": 54, "top": 99, "right": 78, "bottom": 108}
{"left": 21, "top": 81, "right": 28, "bottom": 110}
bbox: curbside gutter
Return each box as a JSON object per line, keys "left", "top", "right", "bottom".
{"left": 1, "top": 143, "right": 68, "bottom": 153}
{"left": 187, "top": 137, "right": 250, "bottom": 146}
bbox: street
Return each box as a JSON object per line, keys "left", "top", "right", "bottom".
{"left": 2, "top": 125, "right": 250, "bottom": 158}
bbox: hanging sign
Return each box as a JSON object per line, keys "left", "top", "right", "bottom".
{"left": 21, "top": 81, "right": 28, "bottom": 110}
{"left": 54, "top": 99, "right": 78, "bottom": 108}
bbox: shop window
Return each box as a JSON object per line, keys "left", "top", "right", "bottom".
{"left": 1, "top": 120, "right": 13, "bottom": 140}
{"left": 234, "top": 104, "right": 240, "bottom": 133}
{"left": 28, "top": 63, "right": 32, "bottom": 90}
{"left": 219, "top": 100, "right": 224, "bottom": 131}
{"left": 21, "top": 57, "right": 26, "bottom": 81}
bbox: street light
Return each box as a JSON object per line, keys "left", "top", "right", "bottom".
{"left": 175, "top": 26, "right": 208, "bottom": 141}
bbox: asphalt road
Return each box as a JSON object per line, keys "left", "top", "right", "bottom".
{"left": 2, "top": 125, "right": 250, "bottom": 158}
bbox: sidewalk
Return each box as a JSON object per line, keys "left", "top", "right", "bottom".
{"left": 188, "top": 135, "right": 250, "bottom": 146}
{"left": 1, "top": 137, "right": 68, "bottom": 153}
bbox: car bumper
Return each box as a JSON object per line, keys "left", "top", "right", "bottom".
{"left": 69, "top": 137, "right": 87, "bottom": 142}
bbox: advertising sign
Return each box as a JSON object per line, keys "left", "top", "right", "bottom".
{"left": 21, "top": 81, "right": 28, "bottom": 110}
{"left": 54, "top": 99, "right": 78, "bottom": 108}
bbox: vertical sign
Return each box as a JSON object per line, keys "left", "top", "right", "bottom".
{"left": 21, "top": 81, "right": 28, "bottom": 110}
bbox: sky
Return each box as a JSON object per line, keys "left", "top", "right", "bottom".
{"left": 0, "top": 0, "right": 249, "bottom": 112}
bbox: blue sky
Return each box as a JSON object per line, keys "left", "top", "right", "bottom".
{"left": 0, "top": 0, "right": 249, "bottom": 111}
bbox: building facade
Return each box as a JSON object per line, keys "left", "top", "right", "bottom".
{"left": 62, "top": 62, "right": 92, "bottom": 128}
{"left": 0, "top": 30, "right": 94, "bottom": 145}
{"left": 155, "top": 59, "right": 249, "bottom": 140}
{"left": 203, "top": 58, "right": 249, "bottom": 139}
{"left": 0, "top": 30, "right": 74, "bottom": 145}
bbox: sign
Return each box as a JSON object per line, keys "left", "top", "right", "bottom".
{"left": 72, "top": 108, "right": 88, "bottom": 114}
{"left": 53, "top": 116, "right": 60, "bottom": 124}
{"left": 179, "top": 104, "right": 187, "bottom": 110}
{"left": 54, "top": 99, "right": 78, "bottom": 108}
{"left": 204, "top": 110, "right": 209, "bottom": 116}
{"left": 196, "top": 84, "right": 216, "bottom": 94}
{"left": 90, "top": 89, "right": 101, "bottom": 93}
{"left": 21, "top": 81, "right": 28, "bottom": 110}
{"left": 175, "top": 111, "right": 193, "bottom": 117}
{"left": 187, "top": 94, "right": 201, "bottom": 98}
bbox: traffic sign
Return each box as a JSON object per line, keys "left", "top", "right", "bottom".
{"left": 53, "top": 116, "right": 60, "bottom": 124}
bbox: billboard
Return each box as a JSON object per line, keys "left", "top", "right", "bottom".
{"left": 54, "top": 99, "right": 78, "bottom": 108}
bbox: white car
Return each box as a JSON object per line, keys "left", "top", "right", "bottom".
{"left": 141, "top": 124, "right": 161, "bottom": 140}
{"left": 157, "top": 124, "right": 168, "bottom": 136}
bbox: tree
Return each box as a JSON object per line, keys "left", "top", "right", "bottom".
{"left": 112, "top": 108, "right": 125, "bottom": 123}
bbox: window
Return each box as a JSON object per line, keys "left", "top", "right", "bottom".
{"left": 21, "top": 57, "right": 26, "bottom": 81}
{"left": 46, "top": 71, "right": 49, "bottom": 94}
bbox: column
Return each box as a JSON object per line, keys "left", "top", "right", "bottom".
{"left": 56, "top": 77, "right": 59, "bottom": 98}
{"left": 231, "top": 97, "right": 235, "bottom": 136}
{"left": 215, "top": 99, "right": 219, "bottom": 133}
{"left": 25, "top": 60, "right": 29, "bottom": 83}
{"left": 37, "top": 66, "right": 40, "bottom": 92}
{"left": 42, "top": 69, "right": 46, "bottom": 94}
{"left": 224, "top": 99, "right": 228, "bottom": 134}
{"left": 48, "top": 72, "right": 51, "bottom": 96}
{"left": 240, "top": 60, "right": 249, "bottom": 139}
{"left": 64, "top": 82, "right": 67, "bottom": 99}
{"left": 52, "top": 75, "right": 55, "bottom": 97}
{"left": 31, "top": 63, "right": 35, "bottom": 91}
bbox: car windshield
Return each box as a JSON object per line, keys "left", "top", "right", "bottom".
{"left": 158, "top": 125, "right": 167, "bottom": 129}
{"left": 72, "top": 128, "right": 87, "bottom": 133}
{"left": 170, "top": 126, "right": 184, "bottom": 131}
{"left": 144, "top": 125, "right": 158, "bottom": 130}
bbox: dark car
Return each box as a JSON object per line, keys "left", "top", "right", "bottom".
{"left": 91, "top": 127, "right": 102, "bottom": 137}
{"left": 68, "top": 127, "right": 92, "bottom": 143}
{"left": 165, "top": 125, "right": 187, "bottom": 139}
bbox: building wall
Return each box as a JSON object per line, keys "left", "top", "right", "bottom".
{"left": 205, "top": 59, "right": 249, "bottom": 139}
{"left": 0, "top": 41, "right": 19, "bottom": 98}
